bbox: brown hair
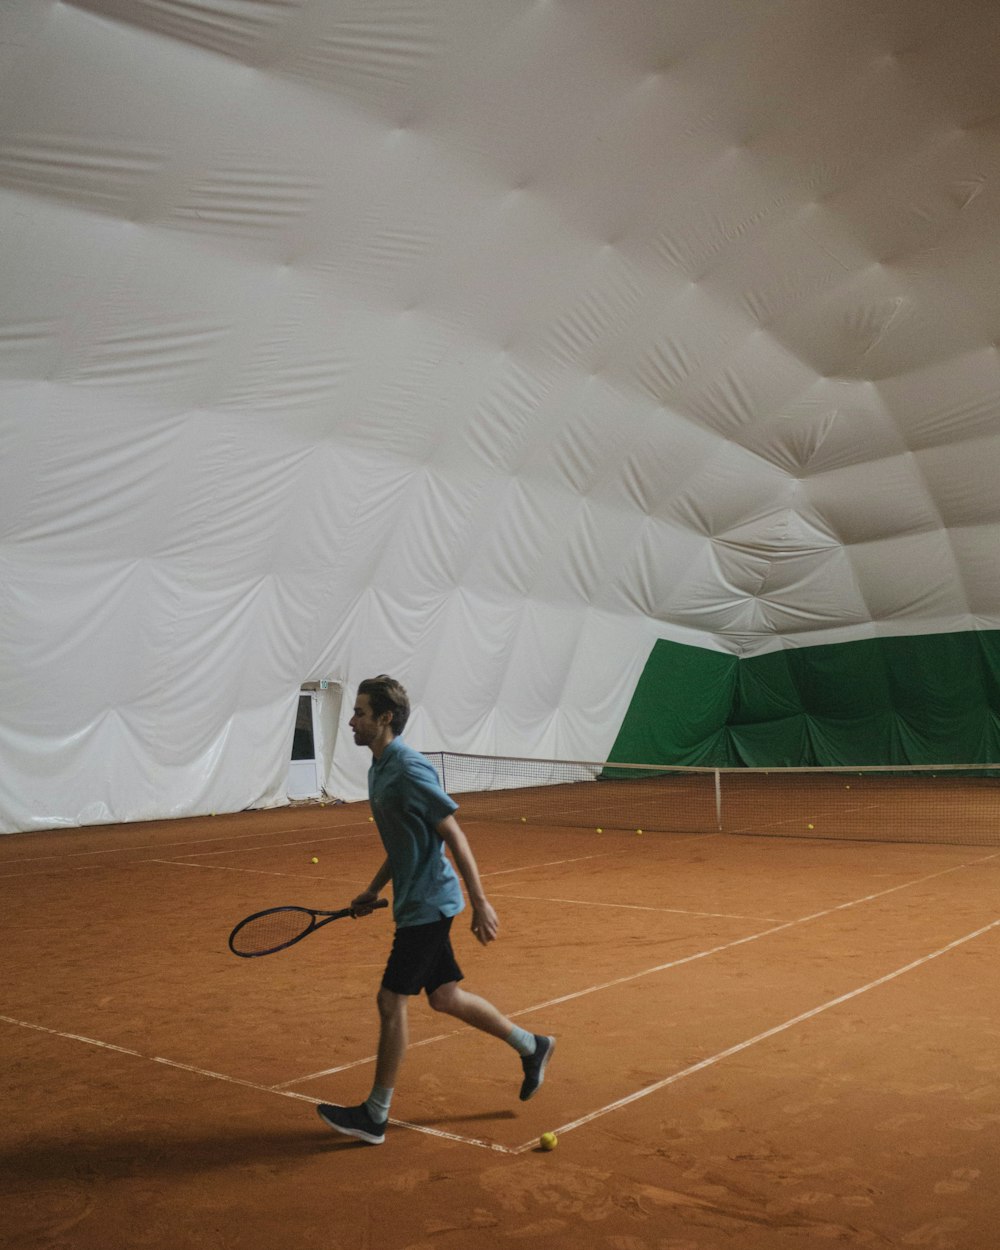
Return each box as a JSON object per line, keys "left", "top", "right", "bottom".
{"left": 357, "top": 674, "right": 410, "bottom": 735}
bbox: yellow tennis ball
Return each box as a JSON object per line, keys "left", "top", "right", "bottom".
{"left": 521, "top": 816, "right": 527, "bottom": 823}
{"left": 596, "top": 827, "right": 603, "bottom": 833}
{"left": 636, "top": 829, "right": 643, "bottom": 835}
{"left": 311, "top": 856, "right": 319, "bottom": 864}
{"left": 807, "top": 823, "right": 814, "bottom": 829}
{"left": 539, "top": 1131, "right": 558, "bottom": 1151}
{"left": 368, "top": 816, "right": 374, "bottom": 822}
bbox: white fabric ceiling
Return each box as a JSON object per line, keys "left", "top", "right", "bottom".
{"left": 2, "top": 0, "right": 1000, "bottom": 831}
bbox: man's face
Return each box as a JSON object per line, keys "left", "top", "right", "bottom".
{"left": 350, "top": 692, "right": 387, "bottom": 748}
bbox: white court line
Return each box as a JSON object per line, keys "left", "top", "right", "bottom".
{"left": 270, "top": 1024, "right": 469, "bottom": 1087}
{"left": 275, "top": 850, "right": 998, "bottom": 1089}
{"left": 0, "top": 864, "right": 108, "bottom": 881}
{"left": 0, "top": 1013, "right": 143, "bottom": 1057}
{"left": 469, "top": 801, "right": 718, "bottom": 834}
{"left": 0, "top": 1012, "right": 508, "bottom": 1152}
{"left": 7, "top": 850, "right": 999, "bottom": 1153}
{"left": 0, "top": 819, "right": 376, "bottom": 866}
{"left": 513, "top": 915, "right": 1000, "bottom": 1153}
{"left": 167, "top": 832, "right": 373, "bottom": 860}
{"left": 493, "top": 894, "right": 780, "bottom": 922}
{"left": 149, "top": 859, "right": 356, "bottom": 882}
{"left": 506, "top": 850, "right": 1000, "bottom": 1020}
{"left": 149, "top": 1056, "right": 469, "bottom": 1159}
{"left": 482, "top": 853, "right": 614, "bottom": 878}
{"left": 728, "top": 803, "right": 890, "bottom": 836}
{"left": 11, "top": 917, "right": 999, "bottom": 1155}
{"left": 5, "top": 873, "right": 1000, "bottom": 1155}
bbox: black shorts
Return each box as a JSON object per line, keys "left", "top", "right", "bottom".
{"left": 381, "top": 916, "right": 464, "bottom": 997}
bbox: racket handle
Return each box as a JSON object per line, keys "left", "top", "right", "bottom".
{"left": 351, "top": 898, "right": 390, "bottom": 917}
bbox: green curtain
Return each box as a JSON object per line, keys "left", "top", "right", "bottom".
{"left": 607, "top": 631, "right": 1000, "bottom": 767}
{"left": 607, "top": 640, "right": 739, "bottom": 767}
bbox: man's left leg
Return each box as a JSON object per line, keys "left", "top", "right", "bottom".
{"left": 427, "top": 981, "right": 555, "bottom": 1101}
{"left": 426, "top": 981, "right": 513, "bottom": 1037}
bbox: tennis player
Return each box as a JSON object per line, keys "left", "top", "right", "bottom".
{"left": 316, "top": 674, "right": 555, "bottom": 1145}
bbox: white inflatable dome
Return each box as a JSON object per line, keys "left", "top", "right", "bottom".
{"left": 3, "top": 0, "right": 1000, "bottom": 831}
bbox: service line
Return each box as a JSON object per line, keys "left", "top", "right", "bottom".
{"left": 275, "top": 849, "right": 998, "bottom": 1089}
{"left": 0, "top": 819, "right": 375, "bottom": 866}
{"left": 512, "top": 915, "right": 1000, "bottom": 1153}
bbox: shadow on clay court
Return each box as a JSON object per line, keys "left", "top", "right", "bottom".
{"left": 0, "top": 1127, "right": 366, "bottom": 1183}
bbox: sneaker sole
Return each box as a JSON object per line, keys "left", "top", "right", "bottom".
{"left": 520, "top": 1036, "right": 555, "bottom": 1102}
{"left": 317, "top": 1104, "right": 386, "bottom": 1145}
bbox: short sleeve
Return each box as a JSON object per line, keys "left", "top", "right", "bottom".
{"left": 402, "top": 754, "right": 458, "bottom": 827}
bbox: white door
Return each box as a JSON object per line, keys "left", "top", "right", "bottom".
{"left": 286, "top": 692, "right": 321, "bottom": 798}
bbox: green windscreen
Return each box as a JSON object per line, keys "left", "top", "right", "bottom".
{"left": 608, "top": 640, "right": 739, "bottom": 766}
{"left": 608, "top": 631, "right": 1000, "bottom": 767}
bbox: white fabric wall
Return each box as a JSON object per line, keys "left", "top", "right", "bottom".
{"left": 2, "top": 0, "right": 1000, "bottom": 831}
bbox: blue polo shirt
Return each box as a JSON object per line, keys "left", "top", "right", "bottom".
{"left": 368, "top": 737, "right": 464, "bottom": 927}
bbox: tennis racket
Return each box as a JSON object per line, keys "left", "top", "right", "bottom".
{"left": 228, "top": 898, "right": 389, "bottom": 958}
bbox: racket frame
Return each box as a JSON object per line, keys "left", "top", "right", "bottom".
{"left": 228, "top": 898, "right": 389, "bottom": 958}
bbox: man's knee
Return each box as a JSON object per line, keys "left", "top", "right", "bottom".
{"left": 377, "top": 985, "right": 406, "bottom": 1021}
{"left": 427, "top": 981, "right": 460, "bottom": 1014}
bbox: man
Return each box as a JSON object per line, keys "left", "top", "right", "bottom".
{"left": 316, "top": 674, "right": 555, "bottom": 1145}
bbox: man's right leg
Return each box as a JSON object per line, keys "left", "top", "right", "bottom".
{"left": 317, "top": 986, "right": 409, "bottom": 1145}
{"left": 374, "top": 985, "right": 409, "bottom": 1084}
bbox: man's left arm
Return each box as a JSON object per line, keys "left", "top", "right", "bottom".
{"left": 436, "top": 813, "right": 499, "bottom": 946}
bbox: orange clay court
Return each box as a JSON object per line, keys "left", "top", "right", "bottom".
{"left": 4, "top": 776, "right": 1000, "bottom": 1250}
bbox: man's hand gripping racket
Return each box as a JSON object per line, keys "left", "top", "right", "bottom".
{"left": 228, "top": 897, "right": 388, "bottom": 958}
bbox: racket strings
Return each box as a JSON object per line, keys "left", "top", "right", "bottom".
{"left": 230, "top": 908, "right": 313, "bottom": 956}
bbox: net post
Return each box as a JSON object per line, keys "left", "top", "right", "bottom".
{"left": 714, "top": 769, "right": 722, "bottom": 831}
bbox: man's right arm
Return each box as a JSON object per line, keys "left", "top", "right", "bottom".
{"left": 352, "top": 857, "right": 392, "bottom": 913}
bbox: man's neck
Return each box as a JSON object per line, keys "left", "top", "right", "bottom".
{"left": 370, "top": 729, "right": 396, "bottom": 761}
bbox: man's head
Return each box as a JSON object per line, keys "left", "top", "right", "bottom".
{"left": 352, "top": 675, "right": 410, "bottom": 750}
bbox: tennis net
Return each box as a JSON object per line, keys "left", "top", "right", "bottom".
{"left": 423, "top": 752, "right": 1000, "bottom": 846}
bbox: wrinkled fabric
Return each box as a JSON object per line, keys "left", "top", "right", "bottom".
{"left": 3, "top": 1, "right": 1000, "bottom": 831}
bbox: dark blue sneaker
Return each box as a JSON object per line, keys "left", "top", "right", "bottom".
{"left": 317, "top": 1102, "right": 387, "bottom": 1145}
{"left": 519, "top": 1034, "right": 555, "bottom": 1101}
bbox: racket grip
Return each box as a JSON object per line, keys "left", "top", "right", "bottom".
{"left": 351, "top": 898, "right": 390, "bottom": 917}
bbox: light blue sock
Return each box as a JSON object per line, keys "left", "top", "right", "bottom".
{"left": 365, "top": 1084, "right": 393, "bottom": 1123}
{"left": 505, "top": 1026, "right": 537, "bottom": 1058}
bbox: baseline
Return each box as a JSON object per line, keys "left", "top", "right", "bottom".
{"left": 0, "top": 1011, "right": 508, "bottom": 1153}
{"left": 6, "top": 913, "right": 998, "bottom": 1156}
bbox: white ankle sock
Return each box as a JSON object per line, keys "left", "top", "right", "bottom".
{"left": 505, "top": 1026, "right": 536, "bottom": 1057}
{"left": 365, "top": 1084, "right": 393, "bottom": 1122}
